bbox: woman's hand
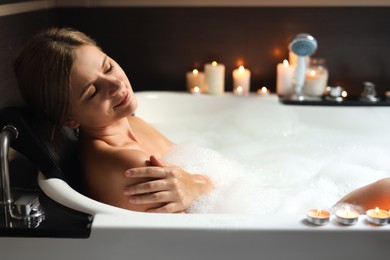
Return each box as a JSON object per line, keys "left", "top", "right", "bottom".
{"left": 123, "top": 156, "right": 212, "bottom": 213}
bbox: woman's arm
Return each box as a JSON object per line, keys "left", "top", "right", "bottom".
{"left": 123, "top": 156, "right": 213, "bottom": 213}
{"left": 83, "top": 148, "right": 166, "bottom": 212}
{"left": 337, "top": 177, "right": 390, "bottom": 211}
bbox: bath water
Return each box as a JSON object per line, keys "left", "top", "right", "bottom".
{"left": 146, "top": 96, "right": 390, "bottom": 215}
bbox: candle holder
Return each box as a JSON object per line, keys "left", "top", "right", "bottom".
{"left": 335, "top": 206, "right": 359, "bottom": 225}
{"left": 303, "top": 58, "right": 328, "bottom": 97}
{"left": 306, "top": 208, "right": 330, "bottom": 225}
{"left": 366, "top": 207, "right": 390, "bottom": 225}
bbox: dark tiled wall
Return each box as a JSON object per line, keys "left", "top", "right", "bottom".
{"left": 58, "top": 7, "right": 390, "bottom": 96}
{"left": 0, "top": 9, "right": 57, "bottom": 107}
{"left": 1, "top": 6, "right": 390, "bottom": 102}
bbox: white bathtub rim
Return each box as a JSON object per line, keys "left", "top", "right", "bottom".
{"left": 38, "top": 172, "right": 390, "bottom": 231}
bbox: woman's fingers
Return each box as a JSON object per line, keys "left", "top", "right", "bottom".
{"left": 124, "top": 179, "right": 169, "bottom": 195}
{"left": 146, "top": 203, "right": 184, "bottom": 213}
{"left": 149, "top": 155, "right": 165, "bottom": 167}
{"left": 128, "top": 191, "right": 173, "bottom": 204}
{"left": 125, "top": 166, "right": 167, "bottom": 179}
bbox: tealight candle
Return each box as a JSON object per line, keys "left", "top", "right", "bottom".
{"left": 257, "top": 86, "right": 270, "bottom": 95}
{"left": 190, "top": 86, "right": 201, "bottom": 94}
{"left": 234, "top": 85, "right": 244, "bottom": 95}
{"left": 366, "top": 207, "right": 390, "bottom": 225}
{"left": 186, "top": 69, "right": 205, "bottom": 93}
{"left": 276, "top": 59, "right": 294, "bottom": 97}
{"left": 204, "top": 61, "right": 225, "bottom": 95}
{"left": 306, "top": 208, "right": 330, "bottom": 225}
{"left": 335, "top": 206, "right": 359, "bottom": 225}
{"left": 232, "top": 66, "right": 251, "bottom": 95}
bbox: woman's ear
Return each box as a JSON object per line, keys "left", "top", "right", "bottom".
{"left": 64, "top": 118, "right": 80, "bottom": 129}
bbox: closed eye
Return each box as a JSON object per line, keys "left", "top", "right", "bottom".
{"left": 87, "top": 86, "right": 97, "bottom": 99}
{"left": 105, "top": 63, "right": 114, "bottom": 73}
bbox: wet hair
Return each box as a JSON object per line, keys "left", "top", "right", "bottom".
{"left": 14, "top": 27, "right": 97, "bottom": 126}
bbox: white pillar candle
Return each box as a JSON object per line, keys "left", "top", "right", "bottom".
{"left": 186, "top": 69, "right": 205, "bottom": 93}
{"left": 276, "top": 59, "right": 294, "bottom": 97}
{"left": 232, "top": 65, "right": 251, "bottom": 95}
{"left": 303, "top": 68, "right": 328, "bottom": 97}
{"left": 204, "top": 61, "right": 225, "bottom": 95}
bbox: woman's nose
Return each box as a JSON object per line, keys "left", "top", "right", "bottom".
{"left": 104, "top": 77, "right": 122, "bottom": 96}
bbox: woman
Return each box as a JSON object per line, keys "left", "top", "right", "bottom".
{"left": 14, "top": 27, "right": 212, "bottom": 213}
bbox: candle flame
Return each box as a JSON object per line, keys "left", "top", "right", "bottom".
{"left": 375, "top": 207, "right": 380, "bottom": 215}
{"left": 237, "top": 86, "right": 243, "bottom": 92}
{"left": 310, "top": 70, "right": 316, "bottom": 77}
{"left": 261, "top": 86, "right": 268, "bottom": 93}
{"left": 212, "top": 61, "right": 218, "bottom": 66}
{"left": 341, "top": 90, "right": 348, "bottom": 98}
{"left": 317, "top": 208, "right": 322, "bottom": 216}
{"left": 238, "top": 66, "right": 245, "bottom": 73}
{"left": 283, "top": 59, "right": 289, "bottom": 67}
{"left": 192, "top": 69, "right": 199, "bottom": 75}
{"left": 345, "top": 206, "right": 350, "bottom": 215}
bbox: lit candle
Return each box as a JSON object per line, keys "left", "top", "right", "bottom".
{"left": 204, "top": 61, "right": 225, "bottom": 95}
{"left": 232, "top": 65, "right": 251, "bottom": 95}
{"left": 306, "top": 208, "right": 330, "bottom": 225}
{"left": 186, "top": 69, "right": 205, "bottom": 93}
{"left": 276, "top": 59, "right": 294, "bottom": 97}
{"left": 366, "top": 207, "right": 390, "bottom": 225}
{"left": 303, "top": 67, "right": 328, "bottom": 97}
{"left": 335, "top": 206, "right": 359, "bottom": 225}
{"left": 257, "top": 86, "right": 270, "bottom": 95}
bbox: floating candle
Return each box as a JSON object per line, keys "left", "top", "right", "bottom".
{"left": 306, "top": 208, "right": 330, "bottom": 225}
{"left": 366, "top": 207, "right": 390, "bottom": 225}
{"left": 232, "top": 66, "right": 251, "bottom": 95}
{"left": 335, "top": 206, "right": 359, "bottom": 225}
{"left": 204, "top": 61, "right": 225, "bottom": 95}
{"left": 186, "top": 69, "right": 205, "bottom": 93}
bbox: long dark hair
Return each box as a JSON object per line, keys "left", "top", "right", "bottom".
{"left": 14, "top": 27, "right": 97, "bottom": 126}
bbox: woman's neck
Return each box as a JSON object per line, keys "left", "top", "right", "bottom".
{"left": 80, "top": 117, "right": 137, "bottom": 147}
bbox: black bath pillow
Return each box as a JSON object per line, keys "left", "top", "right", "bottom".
{"left": 0, "top": 106, "right": 83, "bottom": 192}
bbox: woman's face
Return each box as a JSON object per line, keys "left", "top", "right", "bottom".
{"left": 68, "top": 45, "right": 137, "bottom": 129}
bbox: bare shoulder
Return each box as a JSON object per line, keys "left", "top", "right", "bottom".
{"left": 129, "top": 115, "right": 171, "bottom": 141}
{"left": 83, "top": 139, "right": 149, "bottom": 175}
{"left": 81, "top": 140, "right": 152, "bottom": 210}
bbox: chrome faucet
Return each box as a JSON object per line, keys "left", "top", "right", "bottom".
{"left": 1, "top": 125, "right": 44, "bottom": 228}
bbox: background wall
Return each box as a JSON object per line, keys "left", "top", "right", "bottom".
{"left": 0, "top": 1, "right": 56, "bottom": 107}
{"left": 1, "top": 1, "right": 390, "bottom": 108}
{"left": 57, "top": 7, "right": 390, "bottom": 96}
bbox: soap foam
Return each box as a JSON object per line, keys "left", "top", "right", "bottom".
{"left": 157, "top": 98, "right": 390, "bottom": 215}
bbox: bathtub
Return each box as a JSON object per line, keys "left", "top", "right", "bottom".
{"left": 1, "top": 91, "right": 390, "bottom": 259}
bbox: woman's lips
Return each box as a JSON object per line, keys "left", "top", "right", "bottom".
{"left": 114, "top": 92, "right": 129, "bottom": 108}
